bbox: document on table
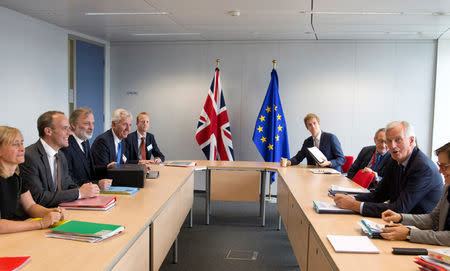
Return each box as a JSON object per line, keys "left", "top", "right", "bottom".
{"left": 310, "top": 168, "right": 341, "bottom": 174}
{"left": 330, "top": 184, "right": 370, "bottom": 194}
{"left": 313, "top": 200, "right": 355, "bottom": 214}
{"left": 327, "top": 235, "right": 380, "bottom": 254}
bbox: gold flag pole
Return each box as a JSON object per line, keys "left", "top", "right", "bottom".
{"left": 216, "top": 59, "right": 220, "bottom": 68}
{"left": 269, "top": 60, "right": 278, "bottom": 201}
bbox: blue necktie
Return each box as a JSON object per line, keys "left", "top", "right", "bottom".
{"left": 117, "top": 141, "right": 122, "bottom": 164}
{"left": 372, "top": 153, "right": 382, "bottom": 171}
{"left": 82, "top": 140, "right": 89, "bottom": 159}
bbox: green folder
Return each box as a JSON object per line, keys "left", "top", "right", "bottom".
{"left": 50, "top": 220, "right": 124, "bottom": 238}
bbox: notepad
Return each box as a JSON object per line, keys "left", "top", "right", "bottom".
{"left": 0, "top": 256, "right": 31, "bottom": 271}
{"left": 307, "top": 146, "right": 327, "bottom": 164}
{"left": 327, "top": 235, "right": 379, "bottom": 254}
{"left": 330, "top": 185, "right": 370, "bottom": 194}
{"left": 360, "top": 219, "right": 384, "bottom": 238}
{"left": 100, "top": 186, "right": 139, "bottom": 195}
{"left": 310, "top": 168, "right": 341, "bottom": 174}
{"left": 58, "top": 196, "right": 116, "bottom": 211}
{"left": 165, "top": 161, "right": 197, "bottom": 167}
{"left": 313, "top": 200, "right": 355, "bottom": 214}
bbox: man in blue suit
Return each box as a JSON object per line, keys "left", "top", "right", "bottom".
{"left": 125, "top": 112, "right": 165, "bottom": 164}
{"left": 285, "top": 113, "right": 345, "bottom": 172}
{"left": 347, "top": 128, "right": 391, "bottom": 186}
{"left": 91, "top": 109, "right": 136, "bottom": 170}
{"left": 333, "top": 121, "right": 443, "bottom": 217}
{"left": 61, "top": 107, "right": 112, "bottom": 189}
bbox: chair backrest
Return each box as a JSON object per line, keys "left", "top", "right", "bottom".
{"left": 342, "top": 156, "right": 354, "bottom": 173}
{"left": 353, "top": 169, "right": 375, "bottom": 188}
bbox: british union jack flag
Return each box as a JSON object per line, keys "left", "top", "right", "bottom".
{"left": 195, "top": 68, "right": 234, "bottom": 161}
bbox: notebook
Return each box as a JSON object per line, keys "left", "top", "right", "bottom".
{"left": 58, "top": 196, "right": 116, "bottom": 211}
{"left": 0, "top": 256, "right": 31, "bottom": 271}
{"left": 313, "top": 200, "right": 355, "bottom": 214}
{"left": 360, "top": 218, "right": 384, "bottom": 238}
{"left": 330, "top": 184, "right": 370, "bottom": 194}
{"left": 100, "top": 186, "right": 139, "bottom": 195}
{"left": 49, "top": 220, "right": 124, "bottom": 238}
{"left": 327, "top": 235, "right": 379, "bottom": 254}
{"left": 165, "top": 161, "right": 197, "bottom": 167}
{"left": 307, "top": 146, "right": 327, "bottom": 164}
{"left": 310, "top": 168, "right": 341, "bottom": 174}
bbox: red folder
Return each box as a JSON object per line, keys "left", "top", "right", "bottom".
{"left": 0, "top": 256, "right": 31, "bottom": 271}
{"left": 59, "top": 196, "right": 116, "bottom": 209}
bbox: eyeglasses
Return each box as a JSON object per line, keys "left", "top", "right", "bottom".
{"left": 437, "top": 162, "right": 450, "bottom": 171}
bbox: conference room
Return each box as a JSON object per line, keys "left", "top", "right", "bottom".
{"left": 1, "top": 0, "right": 449, "bottom": 270}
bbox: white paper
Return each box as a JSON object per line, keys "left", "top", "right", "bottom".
{"left": 327, "top": 235, "right": 380, "bottom": 254}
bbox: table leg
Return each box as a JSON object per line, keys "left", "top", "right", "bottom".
{"left": 205, "top": 169, "right": 211, "bottom": 225}
{"left": 189, "top": 208, "right": 193, "bottom": 228}
{"left": 260, "top": 171, "right": 268, "bottom": 227}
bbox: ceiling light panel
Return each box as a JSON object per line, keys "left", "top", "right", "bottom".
{"left": 314, "top": 0, "right": 450, "bottom": 13}
{"left": 146, "top": 0, "right": 310, "bottom": 12}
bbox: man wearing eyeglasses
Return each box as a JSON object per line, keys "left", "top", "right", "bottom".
{"left": 347, "top": 128, "right": 391, "bottom": 187}
{"left": 20, "top": 111, "right": 100, "bottom": 208}
{"left": 333, "top": 121, "right": 443, "bottom": 217}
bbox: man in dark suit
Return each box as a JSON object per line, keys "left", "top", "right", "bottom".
{"left": 91, "top": 109, "right": 144, "bottom": 170}
{"left": 60, "top": 107, "right": 112, "bottom": 189}
{"left": 125, "top": 112, "right": 165, "bottom": 164}
{"left": 347, "top": 128, "right": 391, "bottom": 186}
{"left": 20, "top": 111, "right": 100, "bottom": 207}
{"left": 333, "top": 121, "right": 443, "bottom": 217}
{"left": 285, "top": 113, "right": 345, "bottom": 172}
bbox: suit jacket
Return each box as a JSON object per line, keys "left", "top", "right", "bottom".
{"left": 60, "top": 135, "right": 96, "bottom": 186}
{"left": 290, "top": 131, "right": 345, "bottom": 172}
{"left": 347, "top": 145, "right": 391, "bottom": 180}
{"left": 355, "top": 147, "right": 443, "bottom": 217}
{"left": 401, "top": 185, "right": 450, "bottom": 246}
{"left": 19, "top": 140, "right": 79, "bottom": 207}
{"left": 91, "top": 129, "right": 135, "bottom": 169}
{"left": 125, "top": 131, "right": 165, "bottom": 163}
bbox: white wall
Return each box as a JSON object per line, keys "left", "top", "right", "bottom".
{"left": 432, "top": 39, "right": 450, "bottom": 158}
{"left": 110, "top": 40, "right": 436, "bottom": 164}
{"left": 0, "top": 7, "right": 110, "bottom": 145}
{"left": 0, "top": 7, "right": 68, "bottom": 145}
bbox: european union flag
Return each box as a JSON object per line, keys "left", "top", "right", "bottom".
{"left": 252, "top": 68, "right": 290, "bottom": 182}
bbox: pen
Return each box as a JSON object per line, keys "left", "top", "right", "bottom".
{"left": 328, "top": 189, "right": 336, "bottom": 196}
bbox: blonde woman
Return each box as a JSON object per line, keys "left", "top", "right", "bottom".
{"left": 0, "top": 126, "right": 66, "bottom": 233}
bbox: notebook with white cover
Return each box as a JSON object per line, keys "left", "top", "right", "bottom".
{"left": 330, "top": 185, "right": 370, "bottom": 194}
{"left": 313, "top": 200, "right": 355, "bottom": 214}
{"left": 307, "top": 146, "right": 327, "bottom": 164}
{"left": 327, "top": 235, "right": 379, "bottom": 254}
{"left": 310, "top": 168, "right": 341, "bottom": 174}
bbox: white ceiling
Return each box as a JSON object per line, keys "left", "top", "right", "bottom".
{"left": 1, "top": 0, "right": 450, "bottom": 41}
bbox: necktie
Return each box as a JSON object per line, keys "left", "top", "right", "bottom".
{"left": 82, "top": 140, "right": 89, "bottom": 158}
{"left": 314, "top": 137, "right": 319, "bottom": 148}
{"left": 372, "top": 153, "right": 382, "bottom": 171}
{"left": 54, "top": 153, "right": 62, "bottom": 191}
{"left": 140, "top": 137, "right": 146, "bottom": 160}
{"left": 117, "top": 141, "right": 122, "bottom": 164}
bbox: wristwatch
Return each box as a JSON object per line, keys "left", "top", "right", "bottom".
{"left": 406, "top": 227, "right": 411, "bottom": 240}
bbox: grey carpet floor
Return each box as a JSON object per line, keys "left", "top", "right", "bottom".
{"left": 159, "top": 192, "right": 300, "bottom": 271}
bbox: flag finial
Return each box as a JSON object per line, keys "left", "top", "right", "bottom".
{"left": 272, "top": 60, "right": 277, "bottom": 69}
{"left": 216, "top": 59, "right": 220, "bottom": 68}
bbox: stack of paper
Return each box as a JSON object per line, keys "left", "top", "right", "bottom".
{"left": 59, "top": 196, "right": 116, "bottom": 211}
{"left": 310, "top": 168, "right": 341, "bottom": 174}
{"left": 0, "top": 256, "right": 31, "bottom": 270}
{"left": 165, "top": 161, "right": 197, "bottom": 167}
{"left": 312, "top": 200, "right": 355, "bottom": 214}
{"left": 100, "top": 186, "right": 139, "bottom": 195}
{"left": 414, "top": 256, "right": 450, "bottom": 271}
{"left": 429, "top": 248, "right": 450, "bottom": 264}
{"left": 330, "top": 185, "right": 370, "bottom": 194}
{"left": 45, "top": 220, "right": 124, "bottom": 243}
{"left": 327, "top": 235, "right": 379, "bottom": 254}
